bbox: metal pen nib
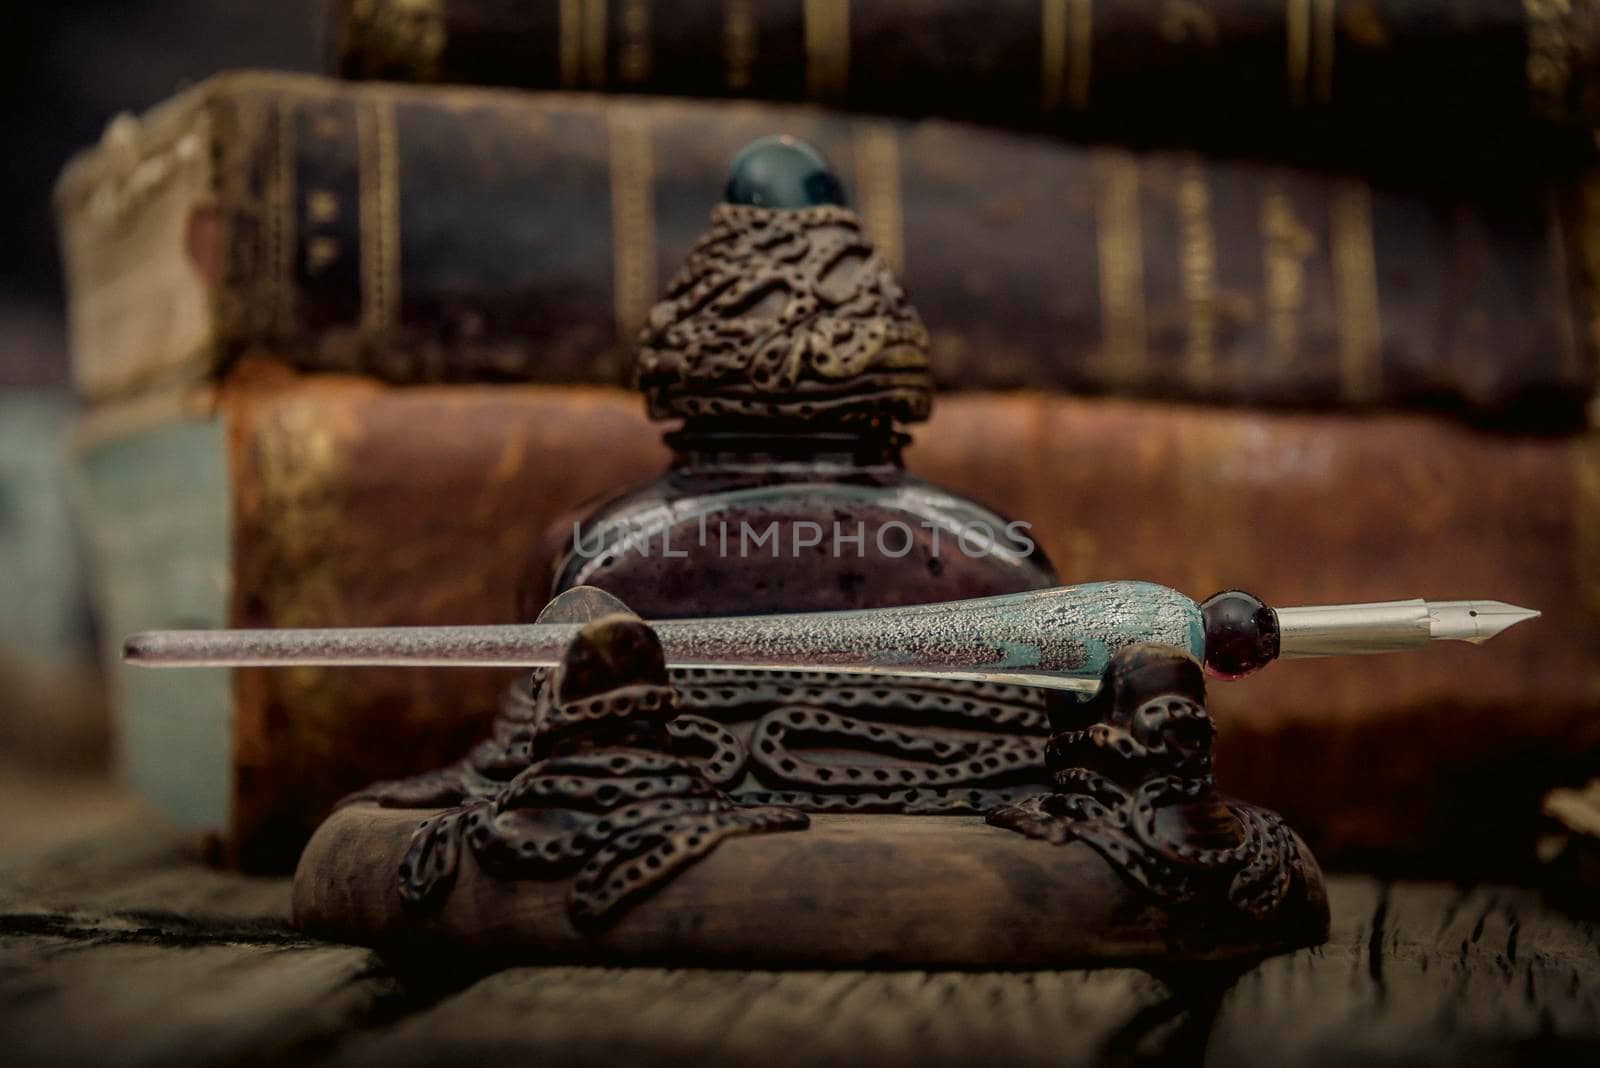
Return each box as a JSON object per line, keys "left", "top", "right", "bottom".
{"left": 1274, "top": 598, "right": 1541, "bottom": 658}
{"left": 1426, "top": 600, "right": 1543, "bottom": 643}
{"left": 122, "top": 582, "right": 1541, "bottom": 692}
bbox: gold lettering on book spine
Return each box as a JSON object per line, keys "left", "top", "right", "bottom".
{"left": 1042, "top": 0, "right": 1092, "bottom": 112}
{"left": 356, "top": 100, "right": 401, "bottom": 334}
{"left": 805, "top": 0, "right": 850, "bottom": 100}
{"left": 270, "top": 101, "right": 297, "bottom": 336}
{"left": 1314, "top": 0, "right": 1336, "bottom": 103}
{"left": 1524, "top": 0, "right": 1600, "bottom": 122}
{"left": 559, "top": 0, "right": 581, "bottom": 88}
{"left": 1261, "top": 178, "right": 1314, "bottom": 373}
{"left": 306, "top": 236, "right": 340, "bottom": 276}
{"left": 1095, "top": 150, "right": 1146, "bottom": 385}
{"left": 1287, "top": 0, "right": 1310, "bottom": 108}
{"left": 1287, "top": 0, "right": 1336, "bottom": 108}
{"left": 1177, "top": 157, "right": 1217, "bottom": 389}
{"left": 619, "top": 0, "right": 651, "bottom": 84}
{"left": 583, "top": 0, "right": 609, "bottom": 88}
{"left": 1547, "top": 187, "right": 1583, "bottom": 380}
{"left": 307, "top": 190, "right": 339, "bottom": 225}
{"left": 853, "top": 125, "right": 905, "bottom": 275}
{"left": 608, "top": 111, "right": 657, "bottom": 341}
{"left": 342, "top": 0, "right": 446, "bottom": 81}
{"left": 724, "top": 0, "right": 758, "bottom": 90}
{"left": 1331, "top": 178, "right": 1380, "bottom": 402}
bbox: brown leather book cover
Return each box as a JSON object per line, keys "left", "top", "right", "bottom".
{"left": 218, "top": 365, "right": 1600, "bottom": 875}
{"left": 330, "top": 0, "right": 1600, "bottom": 173}
{"left": 55, "top": 71, "right": 1599, "bottom": 425}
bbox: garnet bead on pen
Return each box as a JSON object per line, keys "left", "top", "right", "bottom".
{"left": 1198, "top": 589, "right": 1280, "bottom": 680}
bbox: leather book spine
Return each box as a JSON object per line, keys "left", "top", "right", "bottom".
{"left": 54, "top": 75, "right": 1599, "bottom": 421}
{"left": 329, "top": 0, "right": 1600, "bottom": 169}
{"left": 199, "top": 369, "right": 1600, "bottom": 872}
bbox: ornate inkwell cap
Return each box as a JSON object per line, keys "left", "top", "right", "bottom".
{"left": 637, "top": 136, "right": 933, "bottom": 425}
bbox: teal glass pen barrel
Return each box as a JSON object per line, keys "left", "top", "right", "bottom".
{"left": 633, "top": 581, "right": 1209, "bottom": 685}
{"left": 542, "top": 137, "right": 1056, "bottom": 618}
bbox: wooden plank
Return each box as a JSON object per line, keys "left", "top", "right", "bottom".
{"left": 2, "top": 821, "right": 395, "bottom": 1067}
{"left": 4, "top": 821, "right": 1598, "bottom": 1066}
{"left": 317, "top": 876, "right": 1600, "bottom": 1066}
{"left": 0, "top": 817, "right": 290, "bottom": 925}
{"left": 1206, "top": 879, "right": 1600, "bottom": 1064}
{"left": 4, "top": 934, "right": 394, "bottom": 1067}
{"left": 321, "top": 966, "right": 1181, "bottom": 1068}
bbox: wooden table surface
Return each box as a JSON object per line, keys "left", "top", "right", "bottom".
{"left": 2, "top": 818, "right": 1597, "bottom": 1067}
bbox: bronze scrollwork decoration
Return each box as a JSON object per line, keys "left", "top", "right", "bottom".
{"left": 989, "top": 643, "right": 1317, "bottom": 923}
{"left": 354, "top": 667, "right": 1054, "bottom": 824}
{"left": 373, "top": 597, "right": 807, "bottom": 927}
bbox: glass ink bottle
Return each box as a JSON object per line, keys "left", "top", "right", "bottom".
{"left": 546, "top": 136, "right": 1057, "bottom": 618}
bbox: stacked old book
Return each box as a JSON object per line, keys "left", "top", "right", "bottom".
{"left": 56, "top": 0, "right": 1600, "bottom": 872}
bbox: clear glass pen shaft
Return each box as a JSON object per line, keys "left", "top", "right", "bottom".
{"left": 122, "top": 581, "right": 1538, "bottom": 690}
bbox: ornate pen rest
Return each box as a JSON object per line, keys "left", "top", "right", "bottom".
{"left": 293, "top": 589, "right": 1329, "bottom": 966}
{"left": 291, "top": 139, "right": 1326, "bottom": 964}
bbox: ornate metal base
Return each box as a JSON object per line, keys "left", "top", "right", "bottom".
{"left": 291, "top": 588, "right": 1329, "bottom": 964}
{"left": 294, "top": 809, "right": 1327, "bottom": 965}
{"left": 989, "top": 644, "right": 1316, "bottom": 924}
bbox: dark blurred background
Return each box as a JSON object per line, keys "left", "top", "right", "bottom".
{"left": 0, "top": 0, "right": 321, "bottom": 388}
{"left": 0, "top": 1, "right": 318, "bottom": 849}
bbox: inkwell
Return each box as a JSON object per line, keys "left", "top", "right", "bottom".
{"left": 547, "top": 134, "right": 1058, "bottom": 616}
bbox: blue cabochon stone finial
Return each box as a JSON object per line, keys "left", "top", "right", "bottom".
{"left": 724, "top": 135, "right": 847, "bottom": 208}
